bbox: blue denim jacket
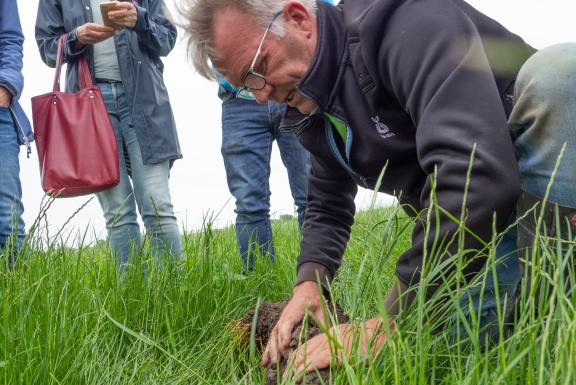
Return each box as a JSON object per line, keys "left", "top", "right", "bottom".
{"left": 35, "top": 0, "right": 181, "bottom": 165}
{"left": 0, "top": 0, "right": 33, "bottom": 153}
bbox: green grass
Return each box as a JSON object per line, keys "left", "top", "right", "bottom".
{"left": 1, "top": 202, "right": 575, "bottom": 385}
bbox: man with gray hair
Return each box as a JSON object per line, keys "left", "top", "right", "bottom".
{"left": 180, "top": 0, "right": 576, "bottom": 375}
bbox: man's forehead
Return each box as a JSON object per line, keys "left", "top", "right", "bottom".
{"left": 212, "top": 7, "right": 262, "bottom": 84}
{"left": 212, "top": 7, "right": 259, "bottom": 51}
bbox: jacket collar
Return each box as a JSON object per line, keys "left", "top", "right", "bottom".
{"left": 296, "top": 2, "right": 347, "bottom": 112}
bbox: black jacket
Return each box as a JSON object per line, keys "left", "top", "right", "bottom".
{"left": 292, "top": 0, "right": 535, "bottom": 292}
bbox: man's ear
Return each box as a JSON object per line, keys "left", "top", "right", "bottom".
{"left": 282, "top": 1, "right": 314, "bottom": 34}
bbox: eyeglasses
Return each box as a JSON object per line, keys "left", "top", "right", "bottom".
{"left": 236, "top": 11, "right": 283, "bottom": 96}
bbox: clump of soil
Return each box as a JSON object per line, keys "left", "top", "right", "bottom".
{"left": 233, "top": 301, "right": 348, "bottom": 385}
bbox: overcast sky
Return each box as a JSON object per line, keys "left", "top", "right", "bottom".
{"left": 15, "top": 0, "right": 576, "bottom": 246}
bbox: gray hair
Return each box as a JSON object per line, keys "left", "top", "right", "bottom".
{"left": 177, "top": 0, "right": 317, "bottom": 79}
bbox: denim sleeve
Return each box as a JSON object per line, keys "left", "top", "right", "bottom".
{"left": 130, "top": 0, "right": 177, "bottom": 57}
{"left": 35, "top": 0, "right": 87, "bottom": 68}
{"left": 0, "top": 0, "right": 24, "bottom": 100}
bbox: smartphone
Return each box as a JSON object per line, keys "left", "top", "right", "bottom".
{"left": 100, "top": 1, "right": 123, "bottom": 29}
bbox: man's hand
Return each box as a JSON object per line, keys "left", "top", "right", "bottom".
{"left": 289, "top": 317, "right": 394, "bottom": 377}
{"left": 0, "top": 86, "right": 12, "bottom": 108}
{"left": 107, "top": 2, "right": 138, "bottom": 29}
{"left": 75, "top": 23, "right": 115, "bottom": 46}
{"left": 262, "top": 281, "right": 325, "bottom": 367}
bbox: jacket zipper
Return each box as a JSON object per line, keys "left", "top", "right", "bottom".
{"left": 294, "top": 84, "right": 369, "bottom": 186}
{"left": 322, "top": 114, "right": 368, "bottom": 187}
{"left": 10, "top": 106, "right": 31, "bottom": 158}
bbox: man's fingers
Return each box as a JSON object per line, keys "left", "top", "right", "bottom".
{"left": 291, "top": 336, "right": 327, "bottom": 376}
{"left": 261, "top": 344, "right": 269, "bottom": 366}
{"left": 263, "top": 303, "right": 306, "bottom": 365}
{"left": 283, "top": 348, "right": 306, "bottom": 384}
{"left": 261, "top": 328, "right": 280, "bottom": 366}
{"left": 262, "top": 282, "right": 325, "bottom": 367}
{"left": 91, "top": 23, "right": 115, "bottom": 32}
{"left": 109, "top": 2, "right": 133, "bottom": 11}
{"left": 77, "top": 23, "right": 114, "bottom": 45}
{"left": 82, "top": 23, "right": 114, "bottom": 33}
{"left": 276, "top": 310, "right": 305, "bottom": 357}
{"left": 107, "top": 3, "right": 137, "bottom": 28}
{"left": 261, "top": 344, "right": 271, "bottom": 366}
{"left": 292, "top": 330, "right": 337, "bottom": 376}
{"left": 290, "top": 344, "right": 307, "bottom": 374}
{"left": 313, "top": 307, "right": 331, "bottom": 328}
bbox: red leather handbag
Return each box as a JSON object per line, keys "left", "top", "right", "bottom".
{"left": 31, "top": 35, "right": 120, "bottom": 198}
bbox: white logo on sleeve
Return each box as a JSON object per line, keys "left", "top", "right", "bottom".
{"left": 371, "top": 116, "right": 395, "bottom": 139}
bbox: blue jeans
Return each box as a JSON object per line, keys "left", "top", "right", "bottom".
{"left": 459, "top": 44, "right": 576, "bottom": 340}
{"left": 0, "top": 107, "right": 24, "bottom": 264}
{"left": 96, "top": 82, "right": 182, "bottom": 267}
{"left": 221, "top": 97, "right": 309, "bottom": 272}
{"left": 509, "top": 43, "right": 576, "bottom": 208}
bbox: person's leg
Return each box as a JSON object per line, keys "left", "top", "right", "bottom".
{"left": 95, "top": 83, "right": 141, "bottom": 267}
{"left": 509, "top": 43, "right": 576, "bottom": 296}
{"left": 128, "top": 141, "right": 182, "bottom": 265}
{"left": 107, "top": 85, "right": 182, "bottom": 265}
{"left": 221, "top": 97, "right": 274, "bottom": 273}
{"left": 0, "top": 107, "right": 24, "bottom": 266}
{"left": 457, "top": 45, "right": 576, "bottom": 342}
{"left": 455, "top": 224, "right": 522, "bottom": 343}
{"left": 510, "top": 43, "right": 576, "bottom": 208}
{"left": 273, "top": 102, "right": 310, "bottom": 229}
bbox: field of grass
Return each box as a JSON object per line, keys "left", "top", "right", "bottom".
{"left": 1, "top": 202, "right": 575, "bottom": 384}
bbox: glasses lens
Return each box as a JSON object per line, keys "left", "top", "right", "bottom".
{"left": 244, "top": 73, "right": 266, "bottom": 90}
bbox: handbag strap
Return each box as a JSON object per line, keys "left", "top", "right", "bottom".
{"left": 77, "top": 55, "right": 94, "bottom": 89}
{"left": 52, "top": 34, "right": 95, "bottom": 92}
{"left": 52, "top": 35, "right": 66, "bottom": 92}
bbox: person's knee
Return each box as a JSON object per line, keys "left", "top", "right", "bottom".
{"left": 135, "top": 167, "right": 176, "bottom": 224}
{"left": 229, "top": 178, "right": 270, "bottom": 215}
{"left": 138, "top": 185, "right": 178, "bottom": 231}
{"left": 141, "top": 195, "right": 176, "bottom": 223}
{"left": 100, "top": 200, "right": 137, "bottom": 228}
{"left": 511, "top": 43, "right": 576, "bottom": 159}
{"left": 236, "top": 209, "right": 270, "bottom": 225}
{"left": 516, "top": 43, "right": 576, "bottom": 100}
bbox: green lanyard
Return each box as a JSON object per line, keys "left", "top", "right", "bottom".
{"left": 324, "top": 112, "right": 348, "bottom": 145}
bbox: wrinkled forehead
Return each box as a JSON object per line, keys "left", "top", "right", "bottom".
{"left": 211, "top": 7, "right": 264, "bottom": 85}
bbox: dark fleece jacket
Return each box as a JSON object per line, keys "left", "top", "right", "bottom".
{"left": 289, "top": 0, "right": 535, "bottom": 294}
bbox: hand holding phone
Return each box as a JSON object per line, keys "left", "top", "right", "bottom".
{"left": 100, "top": 1, "right": 137, "bottom": 30}
{"left": 75, "top": 23, "right": 115, "bottom": 46}
{"left": 100, "top": 1, "right": 123, "bottom": 30}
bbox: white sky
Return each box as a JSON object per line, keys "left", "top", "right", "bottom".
{"left": 15, "top": 0, "right": 576, "bottom": 246}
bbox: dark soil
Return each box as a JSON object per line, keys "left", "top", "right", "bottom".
{"left": 235, "top": 301, "right": 349, "bottom": 385}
